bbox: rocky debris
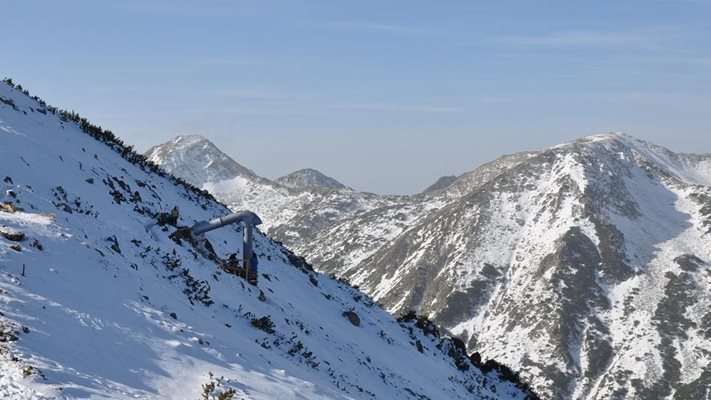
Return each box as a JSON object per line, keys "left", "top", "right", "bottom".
{"left": 106, "top": 236, "right": 121, "bottom": 254}
{"left": 0, "top": 226, "right": 25, "bottom": 241}
{"left": 0, "top": 326, "right": 18, "bottom": 342}
{"left": 29, "top": 239, "right": 43, "bottom": 251}
{"left": 342, "top": 310, "right": 361, "bottom": 327}
{"left": 1, "top": 202, "right": 24, "bottom": 213}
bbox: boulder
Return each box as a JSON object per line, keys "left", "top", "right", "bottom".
{"left": 342, "top": 310, "right": 361, "bottom": 327}
{"left": 0, "top": 226, "right": 25, "bottom": 241}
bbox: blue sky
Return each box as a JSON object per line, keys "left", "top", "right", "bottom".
{"left": 2, "top": 0, "right": 711, "bottom": 194}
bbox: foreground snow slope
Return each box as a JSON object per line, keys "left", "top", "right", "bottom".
{"left": 0, "top": 83, "right": 533, "bottom": 399}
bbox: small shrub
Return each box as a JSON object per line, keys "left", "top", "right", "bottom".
{"left": 251, "top": 316, "right": 275, "bottom": 334}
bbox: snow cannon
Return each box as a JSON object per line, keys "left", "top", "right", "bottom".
{"left": 190, "top": 211, "right": 263, "bottom": 276}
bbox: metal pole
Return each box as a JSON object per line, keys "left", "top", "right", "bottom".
{"left": 243, "top": 222, "right": 253, "bottom": 273}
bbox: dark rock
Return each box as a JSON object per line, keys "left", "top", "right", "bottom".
{"left": 415, "top": 340, "right": 424, "bottom": 353}
{"left": 342, "top": 310, "right": 361, "bottom": 327}
{"left": 0, "top": 226, "right": 25, "bottom": 241}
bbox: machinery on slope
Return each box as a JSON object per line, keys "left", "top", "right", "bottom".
{"left": 189, "top": 211, "right": 263, "bottom": 284}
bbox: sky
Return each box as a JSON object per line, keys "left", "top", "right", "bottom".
{"left": 2, "top": 0, "right": 711, "bottom": 194}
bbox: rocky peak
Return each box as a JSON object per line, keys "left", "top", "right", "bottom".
{"left": 275, "top": 168, "right": 349, "bottom": 191}
{"left": 145, "top": 135, "right": 260, "bottom": 184}
{"left": 420, "top": 175, "right": 458, "bottom": 194}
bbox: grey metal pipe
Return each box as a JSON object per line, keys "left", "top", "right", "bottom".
{"left": 190, "top": 211, "right": 262, "bottom": 235}
{"left": 244, "top": 223, "right": 253, "bottom": 270}
{"left": 189, "top": 210, "right": 262, "bottom": 281}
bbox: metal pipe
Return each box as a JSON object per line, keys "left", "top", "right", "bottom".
{"left": 190, "top": 211, "right": 262, "bottom": 235}
{"left": 190, "top": 211, "right": 262, "bottom": 281}
{"left": 244, "top": 223, "right": 253, "bottom": 270}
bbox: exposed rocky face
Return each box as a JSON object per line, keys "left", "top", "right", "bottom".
{"left": 149, "top": 133, "right": 711, "bottom": 399}
{"left": 421, "top": 175, "right": 458, "bottom": 194}
{"left": 276, "top": 168, "right": 349, "bottom": 191}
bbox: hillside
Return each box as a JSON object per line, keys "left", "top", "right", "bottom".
{"left": 151, "top": 131, "right": 711, "bottom": 399}
{"left": 0, "top": 81, "right": 535, "bottom": 399}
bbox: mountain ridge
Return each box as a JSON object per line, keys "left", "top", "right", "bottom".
{"left": 150, "top": 131, "right": 711, "bottom": 399}
{"left": 276, "top": 168, "right": 350, "bottom": 191}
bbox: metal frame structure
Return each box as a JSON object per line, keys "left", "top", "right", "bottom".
{"left": 190, "top": 211, "right": 263, "bottom": 272}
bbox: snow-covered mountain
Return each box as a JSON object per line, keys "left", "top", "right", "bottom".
{"left": 146, "top": 136, "right": 411, "bottom": 240}
{"left": 276, "top": 168, "right": 349, "bottom": 191}
{"left": 145, "top": 135, "right": 301, "bottom": 230}
{"left": 151, "top": 132, "right": 711, "bottom": 399}
{"left": 329, "top": 135, "right": 711, "bottom": 399}
{"left": 0, "top": 81, "right": 536, "bottom": 399}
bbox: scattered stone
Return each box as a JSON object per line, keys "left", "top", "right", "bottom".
{"left": 415, "top": 340, "right": 424, "bottom": 353}
{"left": 342, "top": 310, "right": 361, "bottom": 327}
{"left": 5, "top": 189, "right": 16, "bottom": 198}
{"left": 85, "top": 178, "right": 94, "bottom": 184}
{"left": 2, "top": 176, "right": 12, "bottom": 184}
{"left": 55, "top": 203, "right": 73, "bottom": 214}
{"left": 1, "top": 203, "right": 16, "bottom": 213}
{"left": 0, "top": 324, "right": 18, "bottom": 342}
{"left": 30, "top": 239, "right": 43, "bottom": 251}
{"left": 169, "top": 312, "right": 177, "bottom": 320}
{"left": 0, "top": 226, "right": 25, "bottom": 241}
{"left": 10, "top": 244, "right": 21, "bottom": 251}
{"left": 106, "top": 235, "right": 121, "bottom": 254}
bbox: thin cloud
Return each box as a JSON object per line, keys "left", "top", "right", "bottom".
{"left": 196, "top": 88, "right": 294, "bottom": 100}
{"left": 329, "top": 103, "right": 463, "bottom": 113}
{"left": 329, "top": 22, "right": 435, "bottom": 37}
{"left": 490, "top": 31, "right": 653, "bottom": 48}
{"left": 168, "top": 105, "right": 318, "bottom": 116}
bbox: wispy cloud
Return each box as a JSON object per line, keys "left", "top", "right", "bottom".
{"left": 328, "top": 22, "right": 435, "bottom": 37}
{"left": 490, "top": 31, "right": 653, "bottom": 48}
{"left": 169, "top": 105, "right": 317, "bottom": 116}
{"left": 195, "top": 88, "right": 295, "bottom": 100}
{"left": 328, "top": 103, "right": 462, "bottom": 113}
{"left": 583, "top": 91, "right": 711, "bottom": 107}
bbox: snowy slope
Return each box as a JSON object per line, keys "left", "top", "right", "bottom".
{"left": 0, "top": 82, "right": 535, "bottom": 399}
{"left": 154, "top": 131, "right": 711, "bottom": 399}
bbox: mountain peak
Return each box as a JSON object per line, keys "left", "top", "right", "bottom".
{"left": 276, "top": 168, "right": 349, "bottom": 191}
{"left": 171, "top": 134, "right": 210, "bottom": 145}
{"left": 145, "top": 135, "right": 258, "bottom": 184}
